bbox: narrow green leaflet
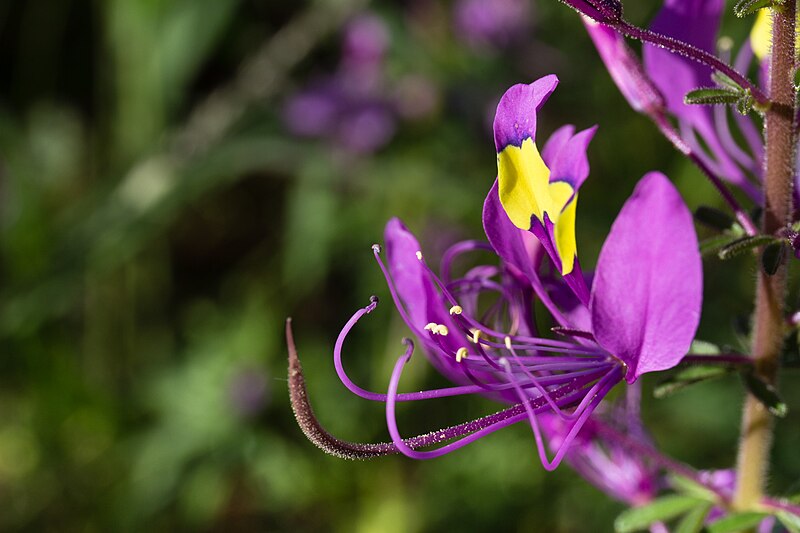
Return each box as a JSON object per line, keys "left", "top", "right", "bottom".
{"left": 734, "top": 0, "right": 781, "bottom": 17}
{"left": 718, "top": 235, "right": 777, "bottom": 260}
{"left": 684, "top": 88, "right": 740, "bottom": 106}
{"left": 668, "top": 474, "right": 721, "bottom": 502}
{"left": 777, "top": 510, "right": 800, "bottom": 533}
{"left": 741, "top": 369, "right": 789, "bottom": 417}
{"left": 689, "top": 340, "right": 722, "bottom": 355}
{"left": 655, "top": 366, "right": 733, "bottom": 399}
{"left": 674, "top": 503, "right": 713, "bottom": 533}
{"left": 614, "top": 495, "right": 704, "bottom": 532}
{"left": 707, "top": 512, "right": 768, "bottom": 533}
{"left": 712, "top": 71, "right": 744, "bottom": 91}
{"left": 701, "top": 234, "right": 740, "bottom": 257}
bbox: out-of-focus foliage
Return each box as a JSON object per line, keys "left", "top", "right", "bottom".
{"left": 0, "top": 0, "right": 797, "bottom": 531}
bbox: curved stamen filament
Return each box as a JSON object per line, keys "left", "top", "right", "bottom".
{"left": 385, "top": 350, "right": 608, "bottom": 460}
{"left": 502, "top": 361, "right": 623, "bottom": 471}
{"left": 440, "top": 240, "right": 496, "bottom": 283}
{"left": 292, "top": 317, "right": 595, "bottom": 460}
{"left": 334, "top": 299, "right": 613, "bottom": 402}
{"left": 505, "top": 337, "right": 614, "bottom": 421}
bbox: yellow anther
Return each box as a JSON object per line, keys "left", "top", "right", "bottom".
{"left": 415, "top": 251, "right": 423, "bottom": 260}
{"left": 424, "top": 323, "right": 448, "bottom": 336}
{"left": 449, "top": 305, "right": 463, "bottom": 315}
{"left": 504, "top": 336, "right": 513, "bottom": 350}
{"left": 469, "top": 328, "right": 483, "bottom": 344}
{"left": 456, "top": 347, "right": 468, "bottom": 363}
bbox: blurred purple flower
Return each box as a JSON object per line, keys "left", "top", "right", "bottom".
{"left": 342, "top": 13, "right": 390, "bottom": 69}
{"left": 228, "top": 367, "right": 269, "bottom": 417}
{"left": 453, "top": 0, "right": 532, "bottom": 50}
{"left": 282, "top": 11, "right": 399, "bottom": 154}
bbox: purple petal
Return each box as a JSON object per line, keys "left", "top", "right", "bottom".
{"left": 583, "top": 19, "right": 665, "bottom": 114}
{"left": 493, "top": 75, "right": 559, "bottom": 151}
{"left": 482, "top": 180, "right": 541, "bottom": 282}
{"left": 541, "top": 125, "right": 576, "bottom": 164}
{"left": 385, "top": 218, "right": 436, "bottom": 330}
{"left": 628, "top": 1, "right": 760, "bottom": 201}
{"left": 542, "top": 124, "right": 598, "bottom": 192}
{"left": 590, "top": 172, "right": 702, "bottom": 382}
{"left": 483, "top": 181, "right": 590, "bottom": 321}
{"left": 384, "top": 219, "right": 480, "bottom": 384}
{"left": 642, "top": 0, "right": 722, "bottom": 121}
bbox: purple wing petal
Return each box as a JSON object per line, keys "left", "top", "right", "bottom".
{"left": 544, "top": 125, "right": 598, "bottom": 192}
{"left": 542, "top": 125, "right": 576, "bottom": 164}
{"left": 493, "top": 75, "right": 559, "bottom": 151}
{"left": 590, "top": 172, "right": 702, "bottom": 382}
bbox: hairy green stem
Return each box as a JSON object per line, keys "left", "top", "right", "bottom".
{"left": 734, "top": 1, "right": 797, "bottom": 510}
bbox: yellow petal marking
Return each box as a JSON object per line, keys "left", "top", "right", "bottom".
{"left": 497, "top": 138, "right": 554, "bottom": 230}
{"left": 497, "top": 137, "right": 578, "bottom": 275}
{"left": 550, "top": 186, "right": 578, "bottom": 276}
{"left": 750, "top": 9, "right": 771, "bottom": 61}
{"left": 750, "top": 9, "right": 800, "bottom": 62}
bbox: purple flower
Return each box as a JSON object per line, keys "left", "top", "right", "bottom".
{"left": 283, "top": 82, "right": 396, "bottom": 154}
{"left": 228, "top": 366, "right": 269, "bottom": 417}
{"left": 282, "top": 11, "right": 397, "bottom": 154}
{"left": 637, "top": 0, "right": 763, "bottom": 201}
{"left": 492, "top": 75, "right": 596, "bottom": 303}
{"left": 290, "top": 77, "right": 703, "bottom": 471}
{"left": 341, "top": 13, "right": 390, "bottom": 69}
{"left": 453, "top": 0, "right": 532, "bottom": 50}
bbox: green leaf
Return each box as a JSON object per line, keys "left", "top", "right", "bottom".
{"left": 614, "top": 495, "right": 703, "bottom": 532}
{"left": 655, "top": 366, "right": 733, "bottom": 399}
{"left": 689, "top": 340, "right": 722, "bottom": 355}
{"left": 669, "top": 474, "right": 719, "bottom": 501}
{"left": 701, "top": 234, "right": 739, "bottom": 256}
{"left": 741, "top": 369, "right": 789, "bottom": 417}
{"left": 712, "top": 71, "right": 743, "bottom": 91}
{"left": 694, "top": 206, "right": 736, "bottom": 231}
{"left": 734, "top": 0, "right": 777, "bottom": 17}
{"left": 707, "top": 512, "right": 768, "bottom": 533}
{"left": 762, "top": 242, "right": 788, "bottom": 275}
{"left": 777, "top": 511, "right": 800, "bottom": 533}
{"left": 685, "top": 87, "right": 741, "bottom": 106}
{"left": 736, "top": 91, "right": 755, "bottom": 115}
{"left": 675, "top": 503, "right": 713, "bottom": 533}
{"left": 718, "top": 235, "right": 777, "bottom": 260}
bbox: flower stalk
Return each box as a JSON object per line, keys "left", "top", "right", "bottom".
{"left": 734, "top": 1, "right": 797, "bottom": 510}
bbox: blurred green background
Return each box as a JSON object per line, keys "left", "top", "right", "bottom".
{"left": 0, "top": 0, "right": 797, "bottom": 531}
